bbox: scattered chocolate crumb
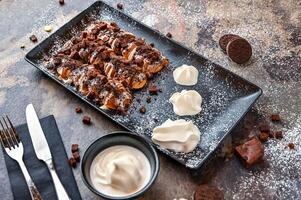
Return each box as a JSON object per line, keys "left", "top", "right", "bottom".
{"left": 146, "top": 96, "right": 151, "bottom": 103}
{"left": 235, "top": 137, "right": 264, "bottom": 167}
{"left": 150, "top": 43, "right": 154, "bottom": 47}
{"left": 29, "top": 35, "right": 38, "bottom": 43}
{"left": 20, "top": 45, "right": 25, "bottom": 49}
{"left": 259, "top": 123, "right": 270, "bottom": 133}
{"left": 136, "top": 98, "right": 141, "bottom": 103}
{"left": 71, "top": 144, "right": 79, "bottom": 153}
{"left": 288, "top": 143, "right": 295, "bottom": 150}
{"left": 194, "top": 184, "right": 224, "bottom": 200}
{"left": 68, "top": 157, "right": 77, "bottom": 168}
{"left": 139, "top": 106, "right": 146, "bottom": 114}
{"left": 82, "top": 116, "right": 91, "bottom": 125}
{"left": 73, "top": 151, "right": 80, "bottom": 162}
{"left": 75, "top": 106, "right": 82, "bottom": 113}
{"left": 154, "top": 118, "right": 158, "bottom": 123}
{"left": 117, "top": 3, "right": 123, "bottom": 9}
{"left": 271, "top": 114, "right": 281, "bottom": 122}
{"left": 259, "top": 132, "right": 269, "bottom": 142}
{"left": 274, "top": 131, "right": 283, "bottom": 139}
{"left": 149, "top": 85, "right": 159, "bottom": 95}
{"left": 59, "top": 0, "right": 64, "bottom": 5}
{"left": 166, "top": 32, "right": 172, "bottom": 38}
{"left": 159, "top": 89, "right": 162, "bottom": 93}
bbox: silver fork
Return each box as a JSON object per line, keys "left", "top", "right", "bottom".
{"left": 0, "top": 116, "right": 43, "bottom": 200}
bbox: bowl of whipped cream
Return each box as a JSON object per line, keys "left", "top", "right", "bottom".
{"left": 81, "top": 131, "right": 160, "bottom": 199}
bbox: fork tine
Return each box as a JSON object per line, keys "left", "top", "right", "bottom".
{"left": 0, "top": 119, "right": 12, "bottom": 149}
{"left": 0, "top": 130, "right": 6, "bottom": 148}
{"left": 2, "top": 117, "right": 19, "bottom": 148}
{"left": 5, "top": 116, "right": 20, "bottom": 145}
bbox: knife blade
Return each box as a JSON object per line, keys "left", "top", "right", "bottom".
{"left": 26, "top": 104, "right": 52, "bottom": 161}
{"left": 26, "top": 104, "right": 70, "bottom": 200}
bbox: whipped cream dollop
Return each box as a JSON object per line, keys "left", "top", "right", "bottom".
{"left": 90, "top": 145, "right": 151, "bottom": 197}
{"left": 169, "top": 90, "right": 203, "bottom": 116}
{"left": 152, "top": 119, "right": 201, "bottom": 153}
{"left": 173, "top": 64, "right": 199, "bottom": 86}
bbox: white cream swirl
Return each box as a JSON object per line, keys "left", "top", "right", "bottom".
{"left": 173, "top": 64, "right": 199, "bottom": 86}
{"left": 169, "top": 90, "right": 203, "bottom": 116}
{"left": 90, "top": 145, "right": 151, "bottom": 197}
{"left": 152, "top": 119, "right": 201, "bottom": 153}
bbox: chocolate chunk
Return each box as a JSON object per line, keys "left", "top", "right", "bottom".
{"left": 117, "top": 3, "right": 123, "bottom": 10}
{"left": 146, "top": 96, "right": 151, "bottom": 103}
{"left": 274, "top": 131, "right": 283, "bottom": 139}
{"left": 52, "top": 57, "right": 62, "bottom": 66}
{"left": 59, "top": 0, "right": 64, "bottom": 5}
{"left": 73, "top": 151, "right": 80, "bottom": 162}
{"left": 29, "top": 35, "right": 38, "bottom": 43}
{"left": 259, "top": 123, "right": 270, "bottom": 133}
{"left": 194, "top": 185, "right": 224, "bottom": 200}
{"left": 288, "top": 143, "right": 295, "bottom": 150}
{"left": 139, "top": 106, "right": 146, "bottom": 114}
{"left": 271, "top": 114, "right": 281, "bottom": 122}
{"left": 20, "top": 45, "right": 25, "bottom": 49}
{"left": 82, "top": 116, "right": 91, "bottom": 125}
{"left": 150, "top": 43, "right": 155, "bottom": 47}
{"left": 226, "top": 38, "right": 252, "bottom": 64}
{"left": 166, "top": 32, "right": 172, "bottom": 38}
{"left": 149, "top": 85, "right": 159, "bottom": 95}
{"left": 219, "top": 34, "right": 240, "bottom": 53}
{"left": 259, "top": 132, "right": 269, "bottom": 142}
{"left": 68, "top": 157, "right": 77, "bottom": 168}
{"left": 235, "top": 137, "right": 264, "bottom": 167}
{"left": 71, "top": 144, "right": 79, "bottom": 153}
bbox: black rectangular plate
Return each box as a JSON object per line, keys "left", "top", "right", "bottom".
{"left": 25, "top": 1, "right": 262, "bottom": 169}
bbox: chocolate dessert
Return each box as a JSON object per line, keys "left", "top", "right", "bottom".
{"left": 45, "top": 21, "right": 169, "bottom": 112}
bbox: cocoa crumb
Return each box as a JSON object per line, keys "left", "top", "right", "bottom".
{"left": 139, "top": 106, "right": 146, "bottom": 114}
{"left": 166, "top": 32, "right": 172, "bottom": 38}
{"left": 68, "top": 157, "right": 77, "bottom": 168}
{"left": 72, "top": 151, "right": 80, "bottom": 162}
{"left": 29, "top": 35, "right": 38, "bottom": 43}
{"left": 71, "top": 144, "right": 79, "bottom": 153}
{"left": 146, "top": 96, "right": 151, "bottom": 103}
{"left": 274, "top": 131, "right": 283, "bottom": 139}
{"left": 75, "top": 106, "right": 82, "bottom": 113}
{"left": 117, "top": 3, "right": 123, "bottom": 10}
{"left": 82, "top": 116, "right": 91, "bottom": 125}
{"left": 149, "top": 85, "right": 159, "bottom": 95}
{"left": 259, "top": 123, "right": 270, "bottom": 133}
{"left": 259, "top": 132, "right": 269, "bottom": 142}
{"left": 59, "top": 0, "right": 64, "bottom": 5}
{"left": 271, "top": 114, "right": 281, "bottom": 122}
{"left": 150, "top": 43, "right": 154, "bottom": 47}
{"left": 20, "top": 45, "right": 25, "bottom": 49}
{"left": 288, "top": 143, "right": 295, "bottom": 150}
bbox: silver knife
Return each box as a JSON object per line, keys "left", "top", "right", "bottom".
{"left": 26, "top": 104, "right": 70, "bottom": 200}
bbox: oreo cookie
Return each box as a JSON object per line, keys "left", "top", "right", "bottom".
{"left": 226, "top": 38, "right": 252, "bottom": 64}
{"left": 194, "top": 185, "right": 224, "bottom": 200}
{"left": 218, "top": 34, "right": 240, "bottom": 53}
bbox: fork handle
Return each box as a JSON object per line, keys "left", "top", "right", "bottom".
{"left": 18, "top": 161, "right": 43, "bottom": 200}
{"left": 46, "top": 159, "right": 70, "bottom": 200}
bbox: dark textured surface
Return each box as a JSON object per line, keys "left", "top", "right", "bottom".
{"left": 0, "top": 0, "right": 300, "bottom": 199}
{"left": 3, "top": 115, "right": 81, "bottom": 200}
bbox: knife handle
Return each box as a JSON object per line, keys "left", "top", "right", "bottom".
{"left": 46, "top": 160, "right": 70, "bottom": 200}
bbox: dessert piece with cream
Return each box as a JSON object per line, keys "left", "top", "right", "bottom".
{"left": 173, "top": 64, "right": 198, "bottom": 86}
{"left": 90, "top": 145, "right": 151, "bottom": 197}
{"left": 169, "top": 90, "right": 203, "bottom": 116}
{"left": 152, "top": 119, "right": 201, "bottom": 153}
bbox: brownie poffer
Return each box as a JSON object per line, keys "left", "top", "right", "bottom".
{"left": 45, "top": 21, "right": 169, "bottom": 112}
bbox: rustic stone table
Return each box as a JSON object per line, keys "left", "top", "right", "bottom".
{"left": 0, "top": 0, "right": 300, "bottom": 199}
